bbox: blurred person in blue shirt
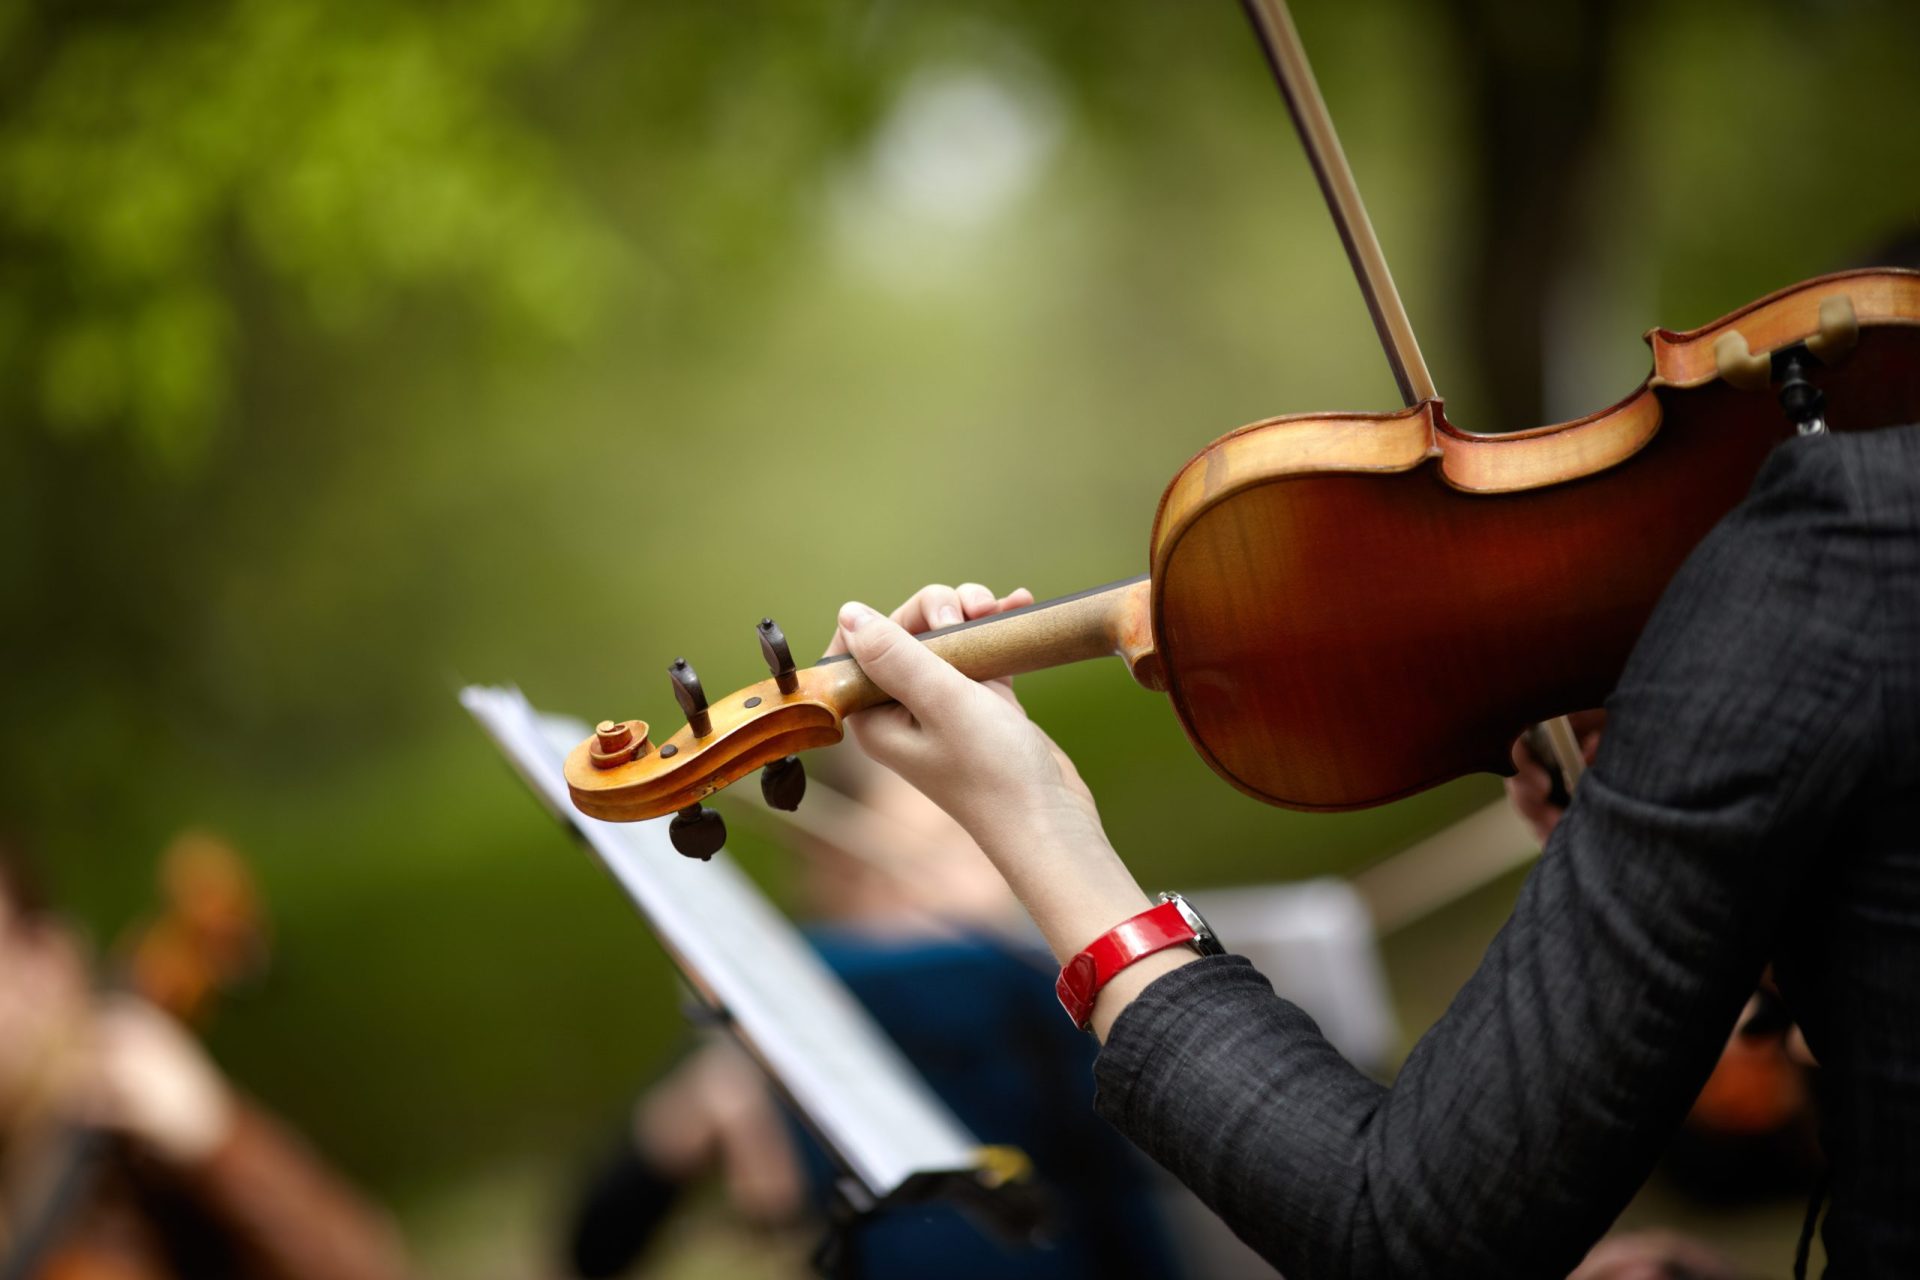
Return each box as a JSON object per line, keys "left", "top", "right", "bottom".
{"left": 562, "top": 750, "right": 1178, "bottom": 1280}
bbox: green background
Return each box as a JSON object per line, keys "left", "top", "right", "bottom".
{"left": 5, "top": 0, "right": 1917, "bottom": 1271}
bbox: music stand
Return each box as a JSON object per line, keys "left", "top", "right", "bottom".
{"left": 461, "top": 686, "right": 1041, "bottom": 1276}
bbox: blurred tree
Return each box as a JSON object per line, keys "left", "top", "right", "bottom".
{"left": 1443, "top": 0, "right": 1621, "bottom": 433}
{"left": 0, "top": 0, "right": 631, "bottom": 466}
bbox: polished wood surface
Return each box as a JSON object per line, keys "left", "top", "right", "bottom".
{"left": 565, "top": 269, "right": 1920, "bottom": 824}
{"left": 1151, "top": 271, "right": 1920, "bottom": 809}
{"left": 567, "top": 578, "right": 1156, "bottom": 822}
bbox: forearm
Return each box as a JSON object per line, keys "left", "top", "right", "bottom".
{"left": 840, "top": 437, "right": 1884, "bottom": 1275}
{"left": 971, "top": 811, "right": 1195, "bottom": 1040}
{"left": 1092, "top": 802, "right": 1753, "bottom": 1280}
{"left": 831, "top": 584, "right": 1745, "bottom": 1273}
{"left": 1092, "top": 750, "right": 1827, "bottom": 1277}
{"left": 1095, "top": 957, "right": 1386, "bottom": 1276}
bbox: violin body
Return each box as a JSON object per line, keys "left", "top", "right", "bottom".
{"left": 565, "top": 269, "right": 1920, "bottom": 826}
{"left": 1155, "top": 269, "right": 1920, "bottom": 809}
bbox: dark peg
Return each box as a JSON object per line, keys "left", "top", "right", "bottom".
{"left": 761, "top": 755, "right": 807, "bottom": 811}
{"left": 669, "top": 657, "right": 711, "bottom": 737}
{"left": 758, "top": 617, "right": 799, "bottom": 695}
{"left": 669, "top": 803, "right": 727, "bottom": 861}
{"left": 1773, "top": 350, "right": 1827, "bottom": 436}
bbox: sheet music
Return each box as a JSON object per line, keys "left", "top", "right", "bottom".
{"left": 461, "top": 685, "right": 982, "bottom": 1201}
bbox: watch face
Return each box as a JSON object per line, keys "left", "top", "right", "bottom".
{"left": 1160, "top": 893, "right": 1227, "bottom": 956}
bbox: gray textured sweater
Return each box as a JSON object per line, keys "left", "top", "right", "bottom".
{"left": 1095, "top": 425, "right": 1920, "bottom": 1278}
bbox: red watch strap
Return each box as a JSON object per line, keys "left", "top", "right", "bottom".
{"left": 1056, "top": 900, "right": 1197, "bottom": 1029}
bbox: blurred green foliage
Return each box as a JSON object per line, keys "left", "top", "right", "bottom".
{"left": 4, "top": 0, "right": 1919, "bottom": 1264}
{"left": 0, "top": 0, "right": 628, "bottom": 463}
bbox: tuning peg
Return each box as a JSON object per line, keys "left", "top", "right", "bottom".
{"left": 757, "top": 618, "right": 799, "bottom": 695}
{"left": 761, "top": 755, "right": 806, "bottom": 811}
{"left": 669, "top": 657, "right": 711, "bottom": 737}
{"left": 669, "top": 803, "right": 727, "bottom": 860}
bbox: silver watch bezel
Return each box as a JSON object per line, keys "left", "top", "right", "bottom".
{"left": 1158, "top": 891, "right": 1226, "bottom": 956}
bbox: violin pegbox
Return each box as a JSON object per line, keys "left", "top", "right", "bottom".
{"left": 563, "top": 616, "right": 848, "bottom": 847}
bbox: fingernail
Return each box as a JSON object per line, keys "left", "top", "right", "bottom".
{"left": 936, "top": 606, "right": 962, "bottom": 627}
{"left": 839, "top": 602, "right": 874, "bottom": 633}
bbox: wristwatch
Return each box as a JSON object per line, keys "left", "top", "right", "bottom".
{"left": 1056, "top": 892, "right": 1225, "bottom": 1030}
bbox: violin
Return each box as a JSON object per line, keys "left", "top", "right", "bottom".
{"left": 2, "top": 835, "right": 267, "bottom": 1280}
{"left": 563, "top": 0, "right": 1920, "bottom": 856}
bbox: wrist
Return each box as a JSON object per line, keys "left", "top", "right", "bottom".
{"left": 973, "top": 816, "right": 1147, "bottom": 961}
{"left": 1056, "top": 895, "right": 1220, "bottom": 1037}
{"left": 968, "top": 789, "right": 1108, "bottom": 876}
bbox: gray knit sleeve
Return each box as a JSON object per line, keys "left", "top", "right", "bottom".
{"left": 1094, "top": 435, "right": 1883, "bottom": 1279}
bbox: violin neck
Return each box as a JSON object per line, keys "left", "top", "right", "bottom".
{"left": 814, "top": 575, "right": 1163, "bottom": 715}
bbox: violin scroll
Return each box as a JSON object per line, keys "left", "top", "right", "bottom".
{"left": 588, "top": 719, "right": 651, "bottom": 770}
{"left": 564, "top": 580, "right": 1158, "bottom": 828}
{"left": 567, "top": 614, "right": 856, "bottom": 829}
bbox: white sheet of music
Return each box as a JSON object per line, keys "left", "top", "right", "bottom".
{"left": 461, "top": 685, "right": 981, "bottom": 1201}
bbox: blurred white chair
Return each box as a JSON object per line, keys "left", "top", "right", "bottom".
{"left": 1186, "top": 877, "right": 1399, "bottom": 1077}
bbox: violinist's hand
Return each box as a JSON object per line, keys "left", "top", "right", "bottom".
{"left": 831, "top": 584, "right": 1193, "bottom": 1036}
{"left": 85, "top": 995, "right": 235, "bottom": 1166}
{"left": 823, "top": 583, "right": 1095, "bottom": 850}
{"left": 1504, "top": 710, "right": 1606, "bottom": 844}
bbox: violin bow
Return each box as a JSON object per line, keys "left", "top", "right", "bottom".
{"left": 1239, "top": 0, "right": 1588, "bottom": 792}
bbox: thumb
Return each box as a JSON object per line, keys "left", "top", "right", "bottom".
{"left": 838, "top": 602, "right": 971, "bottom": 725}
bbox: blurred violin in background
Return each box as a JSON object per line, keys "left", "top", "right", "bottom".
{"left": 2, "top": 833, "right": 269, "bottom": 1280}
{"left": 118, "top": 833, "right": 269, "bottom": 1031}
{"left": 1, "top": 825, "right": 410, "bottom": 1280}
